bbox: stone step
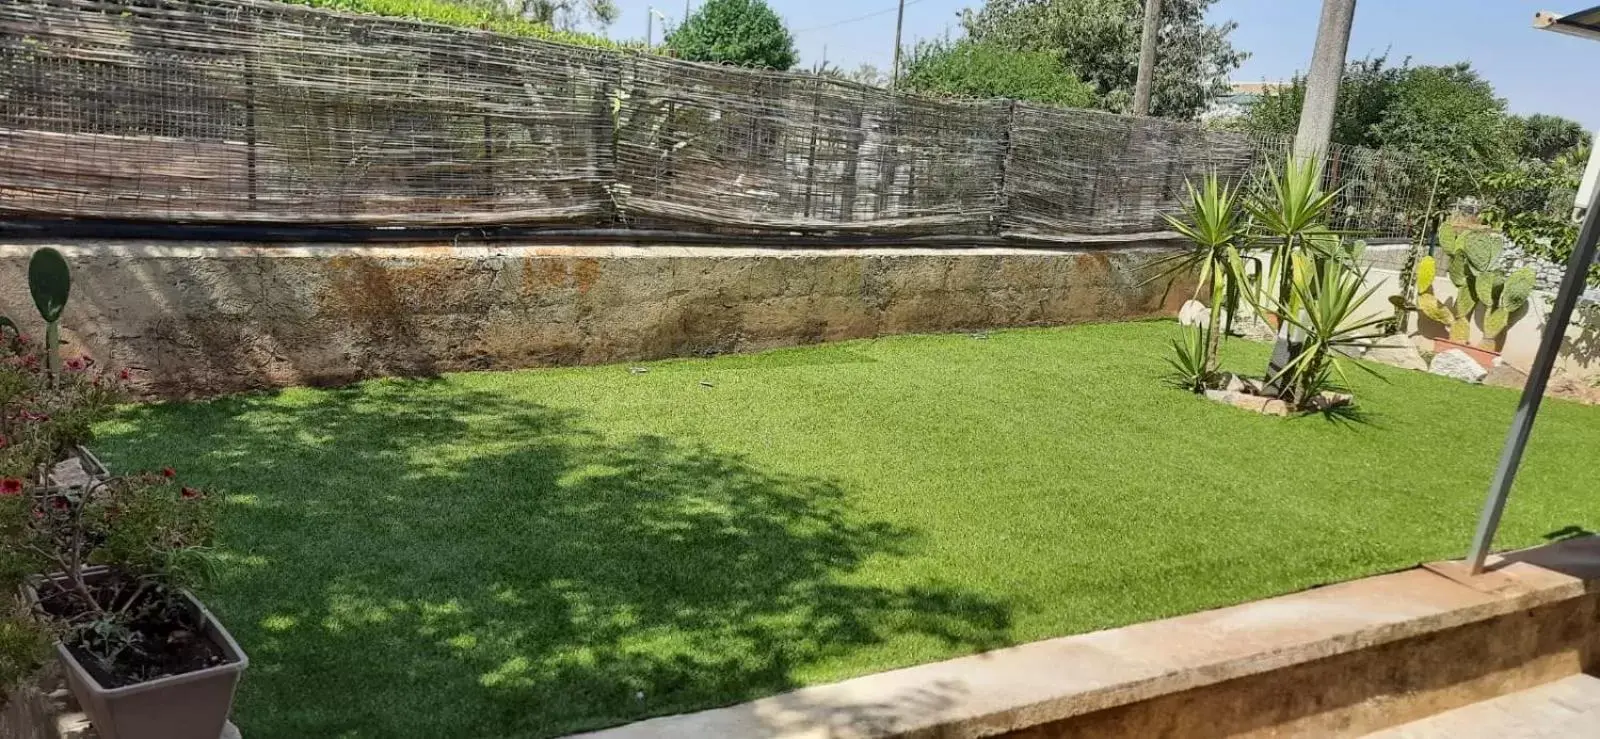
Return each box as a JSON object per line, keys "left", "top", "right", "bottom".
{"left": 1364, "top": 674, "right": 1600, "bottom": 738}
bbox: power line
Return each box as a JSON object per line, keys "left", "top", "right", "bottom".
{"left": 792, "top": 0, "right": 927, "bottom": 34}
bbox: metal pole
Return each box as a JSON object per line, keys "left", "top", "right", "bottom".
{"left": 890, "top": 0, "right": 906, "bottom": 88}
{"left": 1465, "top": 181, "right": 1600, "bottom": 573}
{"left": 646, "top": 7, "right": 653, "bottom": 47}
{"left": 1131, "top": 0, "right": 1161, "bottom": 116}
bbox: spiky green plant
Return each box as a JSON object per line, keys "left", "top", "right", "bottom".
{"left": 1246, "top": 154, "right": 1343, "bottom": 318}
{"left": 1147, "top": 173, "right": 1257, "bottom": 376}
{"left": 1266, "top": 257, "right": 1391, "bottom": 408}
{"left": 27, "top": 248, "right": 71, "bottom": 378}
{"left": 1164, "top": 323, "right": 1214, "bottom": 393}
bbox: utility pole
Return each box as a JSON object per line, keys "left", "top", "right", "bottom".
{"left": 1131, "top": 0, "right": 1161, "bottom": 116}
{"left": 891, "top": 0, "right": 906, "bottom": 88}
{"left": 1294, "top": 0, "right": 1357, "bottom": 158}
{"left": 646, "top": 5, "right": 653, "bottom": 47}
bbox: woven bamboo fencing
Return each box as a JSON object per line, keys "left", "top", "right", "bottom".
{"left": 0, "top": 0, "right": 1432, "bottom": 239}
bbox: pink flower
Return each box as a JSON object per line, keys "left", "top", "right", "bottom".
{"left": 0, "top": 478, "right": 22, "bottom": 496}
{"left": 16, "top": 333, "right": 30, "bottom": 345}
{"left": 19, "top": 410, "right": 49, "bottom": 423}
{"left": 64, "top": 357, "right": 85, "bottom": 372}
{"left": 49, "top": 497, "right": 68, "bottom": 511}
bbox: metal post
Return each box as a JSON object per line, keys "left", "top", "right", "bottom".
{"left": 1465, "top": 181, "right": 1600, "bottom": 573}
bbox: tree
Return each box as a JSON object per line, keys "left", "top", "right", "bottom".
{"left": 811, "top": 62, "right": 889, "bottom": 87}
{"left": 1369, "top": 63, "right": 1512, "bottom": 200}
{"left": 1239, "top": 55, "right": 1405, "bottom": 150}
{"left": 900, "top": 40, "right": 1096, "bottom": 107}
{"left": 1511, "top": 113, "right": 1590, "bottom": 163}
{"left": 665, "top": 0, "right": 798, "bottom": 70}
{"left": 959, "top": 0, "right": 1245, "bottom": 119}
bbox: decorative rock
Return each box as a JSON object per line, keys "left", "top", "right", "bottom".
{"left": 1179, "top": 300, "right": 1231, "bottom": 328}
{"left": 1430, "top": 349, "right": 1488, "bottom": 384}
{"left": 1363, "top": 340, "right": 1429, "bottom": 373}
{"left": 1178, "top": 299, "right": 1207, "bottom": 327}
{"left": 1483, "top": 364, "right": 1529, "bottom": 390}
{"left": 1202, "top": 383, "right": 1353, "bottom": 417}
{"left": 1231, "top": 314, "right": 1278, "bottom": 342}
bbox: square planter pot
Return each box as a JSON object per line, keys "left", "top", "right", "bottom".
{"left": 24, "top": 569, "right": 248, "bottom": 739}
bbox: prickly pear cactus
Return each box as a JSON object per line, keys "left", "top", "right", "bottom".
{"left": 1481, "top": 267, "right": 1537, "bottom": 350}
{"left": 27, "top": 247, "right": 71, "bottom": 377}
{"left": 1415, "top": 255, "right": 1436, "bottom": 296}
{"left": 1451, "top": 283, "right": 1477, "bottom": 343}
{"left": 1501, "top": 268, "right": 1535, "bottom": 313}
{"left": 1472, "top": 271, "right": 1503, "bottom": 306}
{"left": 1461, "top": 231, "right": 1501, "bottom": 272}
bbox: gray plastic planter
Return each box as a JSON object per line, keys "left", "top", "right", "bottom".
{"left": 26, "top": 570, "right": 248, "bottom": 739}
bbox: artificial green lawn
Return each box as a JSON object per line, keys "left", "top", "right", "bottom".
{"left": 94, "top": 321, "right": 1600, "bottom": 738}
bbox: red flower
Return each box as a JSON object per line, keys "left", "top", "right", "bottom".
{"left": 0, "top": 478, "right": 22, "bottom": 496}
{"left": 50, "top": 497, "right": 68, "bottom": 511}
{"left": 16, "top": 333, "right": 30, "bottom": 345}
{"left": 161, "top": 467, "right": 176, "bottom": 478}
{"left": 118, "top": 368, "right": 132, "bottom": 381}
{"left": 64, "top": 357, "right": 85, "bottom": 372}
{"left": 181, "top": 487, "right": 201, "bottom": 500}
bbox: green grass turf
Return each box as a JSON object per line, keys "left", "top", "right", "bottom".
{"left": 93, "top": 320, "right": 1600, "bottom": 738}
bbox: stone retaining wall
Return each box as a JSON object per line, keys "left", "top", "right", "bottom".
{"left": 0, "top": 241, "right": 1185, "bottom": 398}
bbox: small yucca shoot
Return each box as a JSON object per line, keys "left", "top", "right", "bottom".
{"left": 28, "top": 247, "right": 71, "bottom": 377}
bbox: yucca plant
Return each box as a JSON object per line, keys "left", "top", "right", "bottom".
{"left": 1246, "top": 154, "right": 1345, "bottom": 320}
{"left": 1265, "top": 257, "right": 1391, "bottom": 408}
{"left": 1164, "top": 323, "right": 1215, "bottom": 393}
{"left": 1146, "top": 173, "right": 1257, "bottom": 376}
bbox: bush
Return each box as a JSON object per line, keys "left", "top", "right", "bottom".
{"left": 900, "top": 40, "right": 1095, "bottom": 107}
{"left": 275, "top": 0, "right": 637, "bottom": 50}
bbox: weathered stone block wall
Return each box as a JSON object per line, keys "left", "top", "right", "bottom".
{"left": 0, "top": 241, "right": 1185, "bottom": 398}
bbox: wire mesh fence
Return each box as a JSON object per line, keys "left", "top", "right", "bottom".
{"left": 0, "top": 0, "right": 1434, "bottom": 240}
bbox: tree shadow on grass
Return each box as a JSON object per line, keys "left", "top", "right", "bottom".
{"left": 97, "top": 380, "right": 1012, "bottom": 738}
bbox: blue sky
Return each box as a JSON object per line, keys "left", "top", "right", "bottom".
{"left": 600, "top": 0, "right": 1600, "bottom": 129}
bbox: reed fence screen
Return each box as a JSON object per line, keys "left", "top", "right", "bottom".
{"left": 0, "top": 0, "right": 1432, "bottom": 239}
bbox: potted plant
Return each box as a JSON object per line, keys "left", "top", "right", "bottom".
{"left": 1414, "top": 227, "right": 1536, "bottom": 370}
{"left": 0, "top": 248, "right": 246, "bottom": 739}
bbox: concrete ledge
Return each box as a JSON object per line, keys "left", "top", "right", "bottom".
{"left": 0, "top": 239, "right": 1186, "bottom": 398}
{"left": 577, "top": 537, "right": 1600, "bottom": 738}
